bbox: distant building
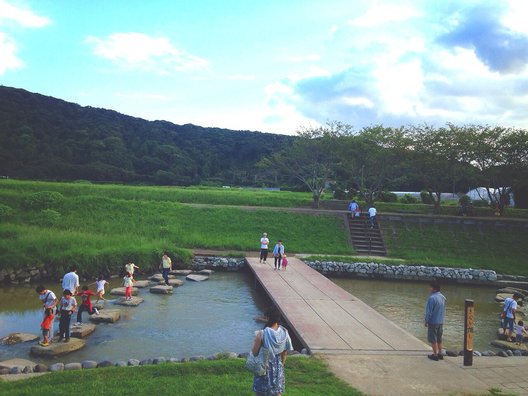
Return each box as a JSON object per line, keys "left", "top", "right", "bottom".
{"left": 466, "top": 187, "right": 514, "bottom": 206}
{"left": 391, "top": 191, "right": 458, "bottom": 201}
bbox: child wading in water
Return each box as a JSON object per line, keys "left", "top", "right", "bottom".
{"left": 123, "top": 273, "right": 134, "bottom": 300}
{"left": 516, "top": 320, "right": 527, "bottom": 345}
{"left": 39, "top": 308, "right": 54, "bottom": 346}
{"left": 282, "top": 254, "right": 289, "bottom": 271}
{"left": 58, "top": 289, "right": 77, "bottom": 343}
{"left": 93, "top": 275, "right": 108, "bottom": 303}
{"left": 76, "top": 285, "right": 99, "bottom": 325}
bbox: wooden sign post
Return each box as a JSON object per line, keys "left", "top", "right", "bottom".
{"left": 463, "top": 299, "right": 474, "bottom": 366}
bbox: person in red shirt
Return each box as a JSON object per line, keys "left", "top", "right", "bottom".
{"left": 76, "top": 285, "right": 99, "bottom": 324}
{"left": 39, "top": 308, "right": 54, "bottom": 346}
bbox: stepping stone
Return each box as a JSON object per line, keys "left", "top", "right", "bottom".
{"left": 495, "top": 293, "right": 514, "bottom": 302}
{"left": 150, "top": 285, "right": 173, "bottom": 294}
{"left": 0, "top": 358, "right": 37, "bottom": 370}
{"left": 0, "top": 333, "right": 40, "bottom": 345}
{"left": 30, "top": 338, "right": 86, "bottom": 357}
{"left": 497, "top": 328, "right": 528, "bottom": 341}
{"left": 491, "top": 340, "right": 528, "bottom": 352}
{"left": 158, "top": 279, "right": 183, "bottom": 287}
{"left": 110, "top": 287, "right": 138, "bottom": 296}
{"left": 149, "top": 274, "right": 174, "bottom": 282}
{"left": 114, "top": 297, "right": 144, "bottom": 306}
{"left": 89, "top": 309, "right": 121, "bottom": 323}
{"left": 133, "top": 280, "right": 150, "bottom": 288}
{"left": 195, "top": 269, "right": 214, "bottom": 275}
{"left": 170, "top": 269, "right": 192, "bottom": 276}
{"left": 70, "top": 323, "right": 96, "bottom": 338}
{"left": 186, "top": 274, "right": 209, "bottom": 282}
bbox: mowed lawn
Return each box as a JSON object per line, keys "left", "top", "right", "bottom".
{"left": 0, "top": 358, "right": 363, "bottom": 396}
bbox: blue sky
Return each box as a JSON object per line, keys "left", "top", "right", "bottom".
{"left": 0, "top": 0, "right": 527, "bottom": 134}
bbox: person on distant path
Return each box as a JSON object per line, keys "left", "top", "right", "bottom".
{"left": 36, "top": 285, "right": 57, "bottom": 344}
{"left": 62, "top": 266, "right": 80, "bottom": 294}
{"left": 39, "top": 308, "right": 54, "bottom": 347}
{"left": 92, "top": 275, "right": 108, "bottom": 303}
{"left": 348, "top": 200, "right": 359, "bottom": 219}
{"left": 259, "top": 233, "right": 270, "bottom": 263}
{"left": 368, "top": 205, "right": 377, "bottom": 227}
{"left": 123, "top": 273, "right": 134, "bottom": 300}
{"left": 424, "top": 282, "right": 446, "bottom": 361}
{"left": 76, "top": 285, "right": 98, "bottom": 324}
{"left": 273, "top": 240, "right": 285, "bottom": 270}
{"left": 160, "top": 252, "right": 172, "bottom": 285}
{"left": 502, "top": 293, "right": 522, "bottom": 342}
{"left": 58, "top": 289, "right": 77, "bottom": 343}
{"left": 125, "top": 259, "right": 139, "bottom": 277}
{"left": 281, "top": 254, "right": 288, "bottom": 271}
{"left": 251, "top": 308, "right": 293, "bottom": 396}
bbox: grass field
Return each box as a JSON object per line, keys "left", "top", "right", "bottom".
{"left": 0, "top": 181, "right": 352, "bottom": 274}
{"left": 0, "top": 357, "right": 362, "bottom": 396}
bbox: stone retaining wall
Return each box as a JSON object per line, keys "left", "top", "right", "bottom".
{"left": 305, "top": 260, "right": 498, "bottom": 283}
{"left": 191, "top": 256, "right": 246, "bottom": 272}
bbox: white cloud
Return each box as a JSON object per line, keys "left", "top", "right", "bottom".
{"left": 286, "top": 54, "right": 321, "bottom": 62}
{"left": 86, "top": 32, "right": 209, "bottom": 74}
{"left": 349, "top": 4, "right": 422, "bottom": 28}
{"left": 226, "top": 74, "right": 256, "bottom": 81}
{"left": 0, "top": 31, "right": 22, "bottom": 73}
{"left": 0, "top": 0, "right": 50, "bottom": 27}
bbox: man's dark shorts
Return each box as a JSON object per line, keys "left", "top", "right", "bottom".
{"left": 503, "top": 317, "right": 515, "bottom": 332}
{"left": 427, "top": 324, "right": 443, "bottom": 343}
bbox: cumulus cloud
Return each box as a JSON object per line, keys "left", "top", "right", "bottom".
{"left": 437, "top": 3, "right": 528, "bottom": 74}
{"left": 0, "top": 1, "right": 50, "bottom": 75}
{"left": 85, "top": 32, "right": 209, "bottom": 74}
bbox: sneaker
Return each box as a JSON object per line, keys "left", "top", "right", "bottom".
{"left": 75, "top": 322, "right": 82, "bottom": 326}
{"left": 39, "top": 341, "right": 49, "bottom": 346}
{"left": 64, "top": 338, "right": 70, "bottom": 343}
{"left": 94, "top": 308, "right": 99, "bottom": 315}
{"left": 437, "top": 354, "right": 444, "bottom": 360}
{"left": 427, "top": 354, "right": 439, "bottom": 361}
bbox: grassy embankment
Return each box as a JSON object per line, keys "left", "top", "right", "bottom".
{"left": 0, "top": 180, "right": 352, "bottom": 275}
{"left": 0, "top": 357, "right": 362, "bottom": 396}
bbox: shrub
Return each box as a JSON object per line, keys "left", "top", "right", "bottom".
{"left": 420, "top": 191, "right": 432, "bottom": 204}
{"left": 399, "top": 194, "right": 418, "bottom": 204}
{"left": 473, "top": 199, "right": 489, "bottom": 207}
{"left": 35, "top": 209, "right": 61, "bottom": 227}
{"left": 24, "top": 191, "right": 64, "bottom": 210}
{"left": 458, "top": 194, "right": 471, "bottom": 205}
{"left": 0, "top": 203, "right": 13, "bottom": 219}
{"left": 378, "top": 191, "right": 398, "bottom": 202}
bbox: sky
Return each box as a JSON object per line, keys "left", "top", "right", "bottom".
{"left": 0, "top": 0, "right": 527, "bottom": 135}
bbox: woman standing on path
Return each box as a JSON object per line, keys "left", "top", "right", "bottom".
{"left": 259, "top": 233, "right": 269, "bottom": 263}
{"left": 273, "top": 241, "right": 284, "bottom": 270}
{"left": 160, "top": 252, "right": 172, "bottom": 286}
{"left": 251, "top": 309, "right": 293, "bottom": 396}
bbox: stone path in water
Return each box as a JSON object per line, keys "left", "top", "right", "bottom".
{"left": 246, "top": 256, "right": 528, "bottom": 395}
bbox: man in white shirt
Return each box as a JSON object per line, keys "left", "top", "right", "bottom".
{"left": 259, "top": 233, "right": 269, "bottom": 263}
{"left": 368, "top": 206, "right": 377, "bottom": 227}
{"left": 62, "top": 266, "right": 80, "bottom": 294}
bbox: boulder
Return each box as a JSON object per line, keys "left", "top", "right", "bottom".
{"left": 195, "top": 269, "right": 214, "bottom": 275}
{"left": 81, "top": 360, "right": 97, "bottom": 369}
{"left": 128, "top": 359, "right": 140, "bottom": 366}
{"left": 97, "top": 360, "right": 113, "bottom": 368}
{"left": 31, "top": 338, "right": 86, "bottom": 357}
{"left": 495, "top": 293, "right": 514, "bottom": 302}
{"left": 9, "top": 366, "right": 22, "bottom": 374}
{"left": 150, "top": 285, "right": 173, "bottom": 294}
{"left": 513, "top": 350, "right": 523, "bottom": 356}
{"left": 49, "top": 363, "right": 65, "bottom": 372}
{"left": 189, "top": 356, "right": 205, "bottom": 361}
{"left": 445, "top": 350, "right": 458, "bottom": 357}
{"left": 152, "top": 357, "right": 166, "bottom": 364}
{"left": 70, "top": 323, "right": 96, "bottom": 338}
{"left": 168, "top": 358, "right": 179, "bottom": 363}
{"left": 110, "top": 287, "right": 138, "bottom": 296}
{"left": 34, "top": 364, "right": 48, "bottom": 372}
{"left": 133, "top": 280, "right": 150, "bottom": 288}
{"left": 497, "top": 350, "right": 509, "bottom": 358}
{"left": 114, "top": 296, "right": 144, "bottom": 306}
{"left": 158, "top": 279, "right": 183, "bottom": 287}
{"left": 0, "top": 332, "right": 40, "bottom": 345}
{"left": 491, "top": 340, "right": 528, "bottom": 352}
{"left": 64, "top": 363, "right": 82, "bottom": 371}
{"left": 186, "top": 274, "right": 209, "bottom": 282}
{"left": 115, "top": 361, "right": 127, "bottom": 367}
{"left": 0, "top": 358, "right": 37, "bottom": 370}
{"left": 0, "top": 368, "right": 9, "bottom": 375}
{"left": 149, "top": 274, "right": 174, "bottom": 282}
{"left": 139, "top": 359, "right": 152, "bottom": 366}
{"left": 90, "top": 309, "right": 121, "bottom": 324}
{"left": 22, "top": 366, "right": 33, "bottom": 374}
{"left": 506, "top": 350, "right": 514, "bottom": 356}
{"left": 170, "top": 270, "right": 192, "bottom": 276}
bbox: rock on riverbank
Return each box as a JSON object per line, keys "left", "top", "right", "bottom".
{"left": 114, "top": 297, "right": 144, "bottom": 306}
{"left": 30, "top": 338, "right": 86, "bottom": 357}
{"left": 110, "top": 287, "right": 138, "bottom": 296}
{"left": 70, "top": 323, "right": 96, "bottom": 338}
{"left": 89, "top": 309, "right": 120, "bottom": 324}
{"left": 186, "top": 274, "right": 208, "bottom": 282}
{"left": 0, "top": 333, "right": 40, "bottom": 345}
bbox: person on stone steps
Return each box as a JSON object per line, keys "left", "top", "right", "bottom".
{"left": 424, "top": 282, "right": 446, "bottom": 361}
{"left": 123, "top": 273, "right": 134, "bottom": 301}
{"left": 160, "top": 252, "right": 172, "bottom": 285}
{"left": 35, "top": 285, "right": 58, "bottom": 344}
{"left": 273, "top": 241, "right": 285, "bottom": 270}
{"left": 58, "top": 289, "right": 77, "bottom": 343}
{"left": 91, "top": 275, "right": 108, "bottom": 303}
{"left": 502, "top": 293, "right": 522, "bottom": 342}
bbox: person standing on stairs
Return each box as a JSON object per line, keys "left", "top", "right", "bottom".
{"left": 368, "top": 205, "right": 377, "bottom": 227}
{"left": 348, "top": 200, "right": 359, "bottom": 220}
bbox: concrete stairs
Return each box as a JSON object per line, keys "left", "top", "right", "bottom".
{"left": 348, "top": 214, "right": 387, "bottom": 256}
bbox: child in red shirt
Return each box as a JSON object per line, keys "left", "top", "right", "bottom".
{"left": 76, "top": 285, "right": 99, "bottom": 324}
{"left": 39, "top": 308, "right": 54, "bottom": 346}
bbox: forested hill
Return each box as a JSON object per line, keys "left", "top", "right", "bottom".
{"left": 0, "top": 86, "right": 293, "bottom": 185}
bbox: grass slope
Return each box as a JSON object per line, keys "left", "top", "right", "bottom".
{"left": 0, "top": 358, "right": 362, "bottom": 396}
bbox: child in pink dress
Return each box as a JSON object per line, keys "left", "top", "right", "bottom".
{"left": 282, "top": 255, "right": 288, "bottom": 271}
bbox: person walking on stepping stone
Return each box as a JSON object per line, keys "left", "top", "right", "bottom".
{"left": 273, "top": 240, "right": 285, "bottom": 270}
{"left": 160, "top": 252, "right": 172, "bottom": 285}
{"left": 424, "top": 282, "right": 446, "bottom": 361}
{"left": 260, "top": 233, "right": 269, "bottom": 263}
{"left": 58, "top": 289, "right": 77, "bottom": 343}
{"left": 76, "top": 285, "right": 99, "bottom": 324}
{"left": 125, "top": 259, "right": 139, "bottom": 277}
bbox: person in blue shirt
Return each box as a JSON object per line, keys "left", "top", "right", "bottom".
{"left": 424, "top": 282, "right": 446, "bottom": 361}
{"left": 272, "top": 240, "right": 285, "bottom": 270}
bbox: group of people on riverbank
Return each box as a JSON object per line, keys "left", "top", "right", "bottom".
{"left": 259, "top": 233, "right": 288, "bottom": 271}
{"left": 348, "top": 200, "right": 377, "bottom": 227}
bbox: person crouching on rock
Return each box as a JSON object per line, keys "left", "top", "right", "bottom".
{"left": 39, "top": 308, "right": 54, "bottom": 346}
{"left": 76, "top": 285, "right": 99, "bottom": 325}
{"left": 58, "top": 289, "right": 77, "bottom": 343}
{"left": 123, "top": 273, "right": 134, "bottom": 300}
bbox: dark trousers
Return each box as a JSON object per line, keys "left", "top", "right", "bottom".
{"left": 370, "top": 216, "right": 375, "bottom": 226}
{"left": 77, "top": 304, "right": 95, "bottom": 323}
{"left": 260, "top": 249, "right": 268, "bottom": 261}
{"left": 59, "top": 310, "right": 72, "bottom": 339}
{"left": 274, "top": 254, "right": 282, "bottom": 269}
{"left": 162, "top": 268, "right": 170, "bottom": 285}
